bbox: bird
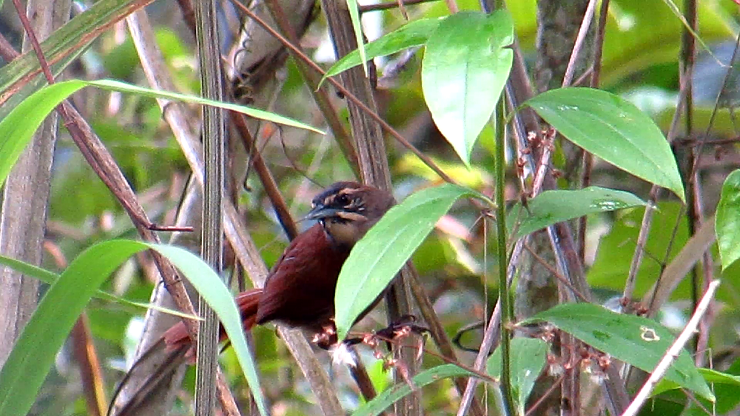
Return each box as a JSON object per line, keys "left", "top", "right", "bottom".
{"left": 108, "top": 181, "right": 395, "bottom": 415}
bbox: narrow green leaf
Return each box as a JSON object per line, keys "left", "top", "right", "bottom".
{"left": 422, "top": 10, "right": 513, "bottom": 166}
{"left": 0, "top": 78, "right": 323, "bottom": 189}
{"left": 334, "top": 184, "right": 483, "bottom": 340}
{"left": 0, "top": 241, "right": 144, "bottom": 416}
{"left": 716, "top": 169, "right": 740, "bottom": 271}
{"left": 148, "top": 244, "right": 267, "bottom": 416}
{"left": 321, "top": 18, "right": 441, "bottom": 83}
{"left": 509, "top": 186, "right": 646, "bottom": 238}
{"left": 653, "top": 368, "right": 740, "bottom": 397}
{"left": 0, "top": 240, "right": 267, "bottom": 416}
{"left": 345, "top": 0, "right": 367, "bottom": 74}
{"left": 487, "top": 338, "right": 549, "bottom": 415}
{"left": 525, "top": 88, "right": 685, "bottom": 201}
{"left": 352, "top": 364, "right": 479, "bottom": 416}
{"left": 0, "top": 0, "right": 155, "bottom": 112}
{"left": 0, "top": 254, "right": 200, "bottom": 320}
{"left": 524, "top": 303, "right": 714, "bottom": 401}
{"left": 659, "top": 0, "right": 719, "bottom": 64}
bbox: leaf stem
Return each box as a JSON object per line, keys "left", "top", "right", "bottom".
{"left": 494, "top": 95, "right": 515, "bottom": 415}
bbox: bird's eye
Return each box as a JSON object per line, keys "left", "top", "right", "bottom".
{"left": 336, "top": 194, "right": 350, "bottom": 206}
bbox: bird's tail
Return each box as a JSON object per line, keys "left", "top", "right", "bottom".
{"left": 107, "top": 288, "right": 263, "bottom": 416}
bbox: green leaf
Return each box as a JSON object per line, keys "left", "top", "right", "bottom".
{"left": 0, "top": 78, "right": 323, "bottom": 189}
{"left": 0, "top": 241, "right": 141, "bottom": 416}
{"left": 148, "top": 244, "right": 267, "bottom": 416}
{"left": 653, "top": 368, "right": 740, "bottom": 397}
{"left": 509, "top": 186, "right": 646, "bottom": 238}
{"left": 598, "top": 0, "right": 732, "bottom": 86}
{"left": 524, "top": 88, "right": 685, "bottom": 201}
{"left": 524, "top": 303, "right": 714, "bottom": 401}
{"left": 0, "top": 254, "right": 200, "bottom": 320}
{"left": 345, "top": 0, "right": 367, "bottom": 74}
{"left": 321, "top": 18, "right": 441, "bottom": 83}
{"left": 716, "top": 169, "right": 740, "bottom": 271}
{"left": 0, "top": 240, "right": 267, "bottom": 416}
{"left": 422, "top": 10, "right": 513, "bottom": 166}
{"left": 352, "top": 364, "right": 479, "bottom": 416}
{"left": 487, "top": 338, "right": 549, "bottom": 415}
{"left": 334, "top": 184, "right": 484, "bottom": 340}
{"left": 0, "top": 0, "right": 156, "bottom": 114}
{"left": 587, "top": 203, "right": 691, "bottom": 298}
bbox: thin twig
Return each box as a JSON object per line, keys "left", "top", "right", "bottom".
{"left": 358, "top": 0, "right": 438, "bottom": 13}
{"left": 127, "top": 8, "right": 346, "bottom": 416}
{"left": 621, "top": 280, "right": 721, "bottom": 416}
{"left": 0, "top": 0, "right": 157, "bottom": 107}
{"left": 10, "top": 0, "right": 199, "bottom": 340}
{"left": 523, "top": 243, "right": 588, "bottom": 302}
{"left": 260, "top": 0, "right": 360, "bottom": 178}
{"left": 622, "top": 76, "right": 690, "bottom": 308}
{"left": 230, "top": 111, "right": 299, "bottom": 239}
{"left": 0, "top": 32, "right": 17, "bottom": 61}
{"left": 9, "top": 3, "right": 229, "bottom": 413}
{"left": 526, "top": 374, "right": 566, "bottom": 416}
{"left": 228, "top": 0, "right": 455, "bottom": 185}
{"left": 577, "top": 0, "right": 610, "bottom": 264}
{"left": 561, "top": 0, "right": 598, "bottom": 87}
{"left": 647, "top": 216, "right": 717, "bottom": 317}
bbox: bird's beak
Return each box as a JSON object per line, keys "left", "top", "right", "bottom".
{"left": 303, "top": 205, "right": 341, "bottom": 221}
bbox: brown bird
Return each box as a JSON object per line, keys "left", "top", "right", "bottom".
{"left": 109, "top": 181, "right": 395, "bottom": 415}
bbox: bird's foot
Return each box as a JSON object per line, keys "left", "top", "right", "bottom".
{"left": 311, "top": 323, "right": 338, "bottom": 350}
{"left": 374, "top": 314, "right": 429, "bottom": 343}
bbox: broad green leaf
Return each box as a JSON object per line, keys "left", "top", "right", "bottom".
{"left": 422, "top": 10, "right": 513, "bottom": 166}
{"left": 352, "top": 364, "right": 479, "bottom": 416}
{"left": 0, "top": 254, "right": 200, "bottom": 320}
{"left": 334, "top": 184, "right": 485, "bottom": 340}
{"left": 525, "top": 88, "right": 685, "bottom": 201}
{"left": 0, "top": 79, "right": 322, "bottom": 189}
{"left": 322, "top": 18, "right": 441, "bottom": 83}
{"left": 524, "top": 303, "right": 714, "bottom": 401}
{"left": 509, "top": 187, "right": 646, "bottom": 238}
{"left": 716, "top": 170, "right": 740, "bottom": 271}
{"left": 487, "top": 337, "right": 549, "bottom": 415}
{"left": 0, "top": 240, "right": 267, "bottom": 416}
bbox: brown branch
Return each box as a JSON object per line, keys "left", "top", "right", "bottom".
{"left": 175, "top": 0, "right": 197, "bottom": 36}
{"left": 230, "top": 111, "right": 299, "bottom": 239}
{"left": 72, "top": 314, "right": 107, "bottom": 416}
{"left": 0, "top": 32, "right": 18, "bottom": 62}
{"left": 260, "top": 0, "right": 360, "bottom": 179}
{"left": 127, "top": 8, "right": 345, "bottom": 416}
{"left": 228, "top": 0, "right": 455, "bottom": 185}
{"left": 0, "top": 0, "right": 158, "bottom": 107}
{"left": 8, "top": 2, "right": 242, "bottom": 414}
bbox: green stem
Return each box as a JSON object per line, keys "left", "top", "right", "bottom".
{"left": 494, "top": 96, "right": 514, "bottom": 415}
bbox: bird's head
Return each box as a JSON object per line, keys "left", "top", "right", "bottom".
{"left": 304, "top": 182, "right": 395, "bottom": 248}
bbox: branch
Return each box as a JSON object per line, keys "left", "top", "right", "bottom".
{"left": 622, "top": 280, "right": 721, "bottom": 416}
